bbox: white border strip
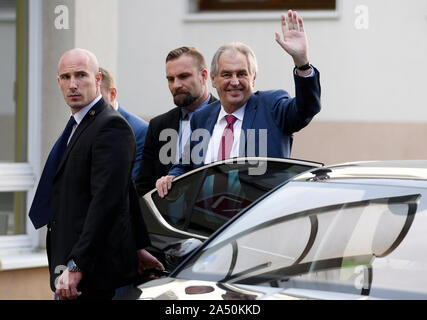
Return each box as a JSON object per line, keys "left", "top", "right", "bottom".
{"left": 184, "top": 10, "right": 340, "bottom": 22}
{"left": 26, "top": 0, "right": 43, "bottom": 249}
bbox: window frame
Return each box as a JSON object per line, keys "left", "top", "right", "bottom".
{"left": 142, "top": 157, "right": 322, "bottom": 245}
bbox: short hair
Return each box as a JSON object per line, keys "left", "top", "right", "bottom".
{"left": 166, "top": 46, "right": 207, "bottom": 71}
{"left": 210, "top": 42, "right": 258, "bottom": 77}
{"left": 99, "top": 67, "right": 115, "bottom": 89}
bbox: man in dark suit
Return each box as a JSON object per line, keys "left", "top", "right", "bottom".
{"left": 29, "top": 48, "right": 163, "bottom": 300}
{"left": 156, "top": 10, "right": 321, "bottom": 197}
{"left": 99, "top": 67, "right": 148, "bottom": 179}
{"left": 135, "top": 46, "right": 216, "bottom": 197}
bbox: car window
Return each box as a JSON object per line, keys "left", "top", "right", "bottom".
{"left": 151, "top": 159, "right": 317, "bottom": 237}
{"left": 177, "top": 180, "right": 422, "bottom": 298}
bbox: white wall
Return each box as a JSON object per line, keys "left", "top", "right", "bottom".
{"left": 116, "top": 0, "right": 427, "bottom": 123}
{"left": 75, "top": 0, "right": 118, "bottom": 76}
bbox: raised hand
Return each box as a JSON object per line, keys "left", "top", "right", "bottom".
{"left": 275, "top": 10, "right": 309, "bottom": 67}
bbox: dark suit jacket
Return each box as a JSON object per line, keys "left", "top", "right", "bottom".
{"left": 47, "top": 98, "right": 150, "bottom": 292}
{"left": 117, "top": 105, "right": 148, "bottom": 179}
{"left": 135, "top": 94, "right": 217, "bottom": 196}
{"left": 169, "top": 68, "right": 321, "bottom": 177}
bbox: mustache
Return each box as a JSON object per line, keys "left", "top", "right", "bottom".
{"left": 67, "top": 90, "right": 82, "bottom": 96}
{"left": 173, "top": 89, "right": 190, "bottom": 96}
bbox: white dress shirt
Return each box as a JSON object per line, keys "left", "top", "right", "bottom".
{"left": 204, "top": 104, "right": 246, "bottom": 164}
{"left": 67, "top": 94, "right": 102, "bottom": 145}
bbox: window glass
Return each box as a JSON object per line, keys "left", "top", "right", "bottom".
{"left": 0, "top": 192, "right": 27, "bottom": 235}
{"left": 199, "top": 0, "right": 336, "bottom": 11}
{"left": 151, "top": 160, "right": 316, "bottom": 237}
{"left": 0, "top": 0, "right": 27, "bottom": 163}
{"left": 177, "top": 181, "right": 420, "bottom": 297}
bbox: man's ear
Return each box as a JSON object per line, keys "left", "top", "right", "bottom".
{"left": 110, "top": 87, "right": 117, "bottom": 101}
{"left": 210, "top": 73, "right": 217, "bottom": 88}
{"left": 95, "top": 71, "right": 102, "bottom": 86}
{"left": 252, "top": 72, "right": 257, "bottom": 87}
{"left": 201, "top": 69, "right": 208, "bottom": 82}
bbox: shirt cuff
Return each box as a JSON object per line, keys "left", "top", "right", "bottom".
{"left": 294, "top": 66, "right": 315, "bottom": 78}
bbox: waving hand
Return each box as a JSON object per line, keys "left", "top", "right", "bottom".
{"left": 275, "top": 10, "right": 309, "bottom": 68}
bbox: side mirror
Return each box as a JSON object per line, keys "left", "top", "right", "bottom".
{"left": 164, "top": 238, "right": 203, "bottom": 271}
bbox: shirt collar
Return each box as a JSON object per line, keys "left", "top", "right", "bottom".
{"left": 218, "top": 103, "right": 246, "bottom": 123}
{"left": 180, "top": 94, "right": 212, "bottom": 120}
{"left": 180, "top": 108, "right": 192, "bottom": 120}
{"left": 72, "top": 95, "right": 102, "bottom": 125}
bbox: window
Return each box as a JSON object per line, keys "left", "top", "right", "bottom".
{"left": 151, "top": 159, "right": 317, "bottom": 237}
{"left": 0, "top": 0, "right": 41, "bottom": 248}
{"left": 0, "top": 192, "right": 27, "bottom": 235}
{"left": 199, "top": 0, "right": 336, "bottom": 11}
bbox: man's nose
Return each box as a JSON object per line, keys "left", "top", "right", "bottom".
{"left": 69, "top": 76, "right": 78, "bottom": 89}
{"left": 230, "top": 75, "right": 239, "bottom": 86}
{"left": 173, "top": 79, "right": 183, "bottom": 90}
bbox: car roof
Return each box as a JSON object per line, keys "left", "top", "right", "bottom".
{"left": 296, "top": 160, "right": 427, "bottom": 182}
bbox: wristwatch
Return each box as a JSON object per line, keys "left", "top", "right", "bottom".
{"left": 295, "top": 62, "right": 311, "bottom": 71}
{"left": 67, "top": 259, "right": 82, "bottom": 273}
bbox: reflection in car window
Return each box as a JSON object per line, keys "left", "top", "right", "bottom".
{"left": 151, "top": 160, "right": 315, "bottom": 237}
{"left": 177, "top": 187, "right": 419, "bottom": 297}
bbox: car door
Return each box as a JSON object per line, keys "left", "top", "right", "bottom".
{"left": 139, "top": 157, "right": 322, "bottom": 251}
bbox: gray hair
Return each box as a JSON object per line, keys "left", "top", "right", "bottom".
{"left": 210, "top": 42, "right": 258, "bottom": 77}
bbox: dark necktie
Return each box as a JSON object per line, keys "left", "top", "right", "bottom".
{"left": 217, "top": 115, "right": 237, "bottom": 161}
{"left": 29, "top": 116, "right": 76, "bottom": 229}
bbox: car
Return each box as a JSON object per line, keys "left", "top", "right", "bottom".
{"left": 132, "top": 160, "right": 427, "bottom": 300}
{"left": 140, "top": 157, "right": 322, "bottom": 270}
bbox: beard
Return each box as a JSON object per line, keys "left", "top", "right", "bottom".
{"left": 173, "top": 91, "right": 199, "bottom": 108}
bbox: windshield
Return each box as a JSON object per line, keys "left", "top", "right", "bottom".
{"left": 151, "top": 159, "right": 318, "bottom": 237}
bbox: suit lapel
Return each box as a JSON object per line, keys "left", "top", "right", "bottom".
{"left": 167, "top": 107, "right": 181, "bottom": 133}
{"left": 205, "top": 102, "right": 221, "bottom": 136}
{"left": 55, "top": 99, "right": 106, "bottom": 175}
{"left": 241, "top": 93, "right": 258, "bottom": 156}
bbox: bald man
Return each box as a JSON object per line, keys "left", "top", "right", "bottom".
{"left": 29, "top": 48, "right": 163, "bottom": 300}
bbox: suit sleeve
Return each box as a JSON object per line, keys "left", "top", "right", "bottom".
{"left": 135, "top": 121, "right": 157, "bottom": 196}
{"left": 272, "top": 66, "right": 321, "bottom": 134}
{"left": 68, "top": 118, "right": 136, "bottom": 273}
{"left": 131, "top": 121, "right": 148, "bottom": 180}
{"left": 129, "top": 180, "right": 151, "bottom": 249}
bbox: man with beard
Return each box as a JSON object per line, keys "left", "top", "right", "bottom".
{"left": 135, "top": 46, "right": 216, "bottom": 197}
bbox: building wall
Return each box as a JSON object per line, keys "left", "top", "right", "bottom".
{"left": 116, "top": 0, "right": 427, "bottom": 164}
{"left": 0, "top": 267, "right": 51, "bottom": 300}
